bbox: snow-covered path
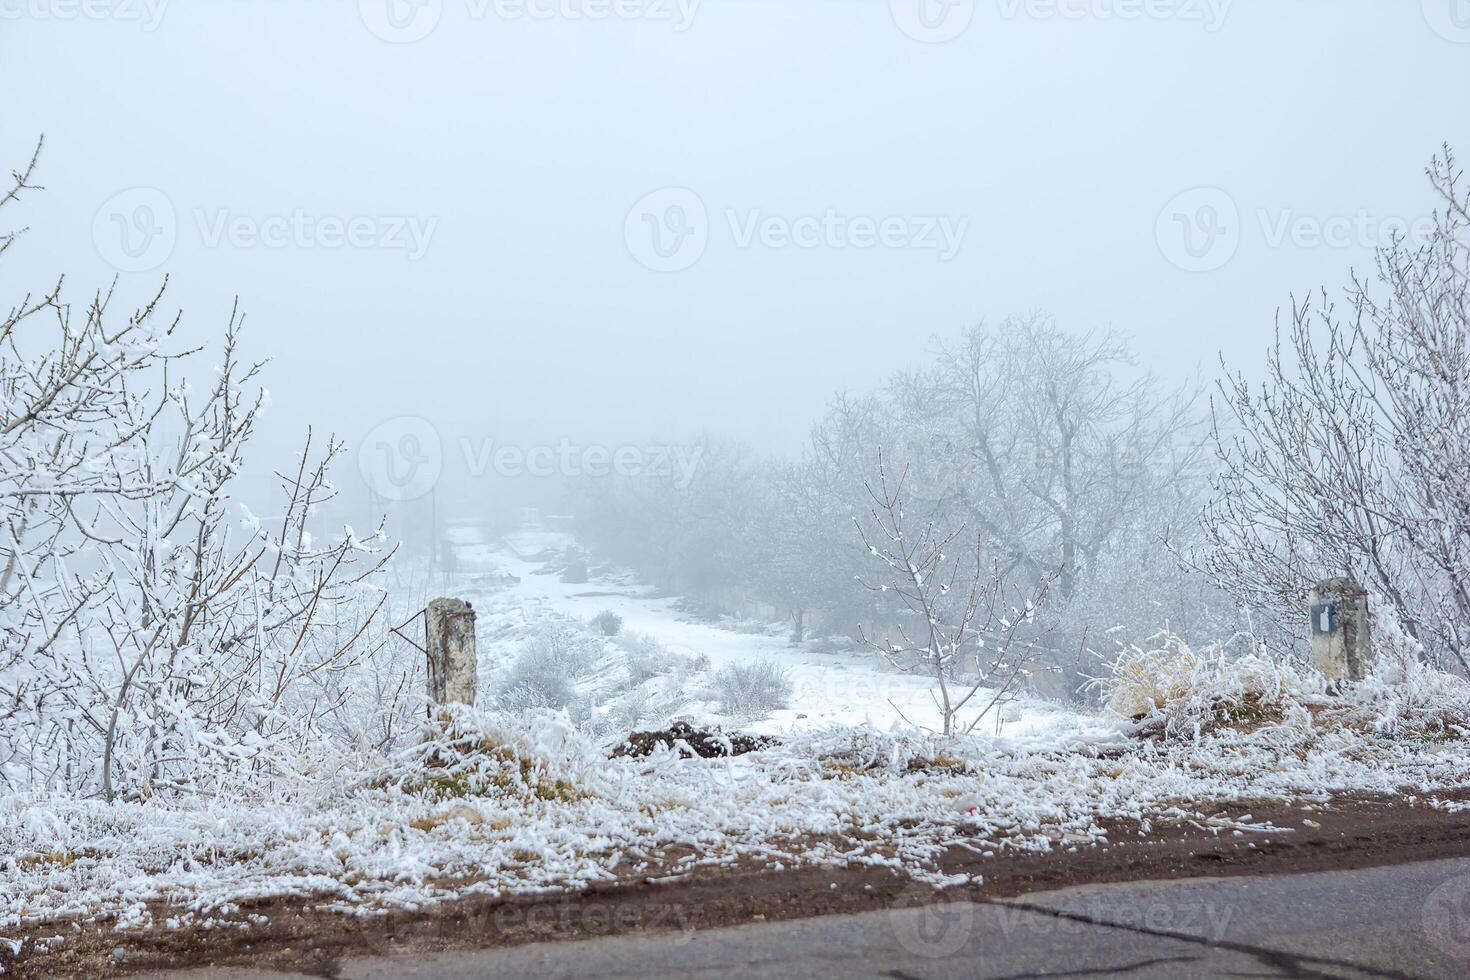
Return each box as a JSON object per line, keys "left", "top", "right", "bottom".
{"left": 445, "top": 524, "right": 1105, "bottom": 745}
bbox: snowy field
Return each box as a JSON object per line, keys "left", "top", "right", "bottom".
{"left": 4, "top": 525, "right": 1470, "bottom": 963}
{"left": 452, "top": 524, "right": 1102, "bottom": 744}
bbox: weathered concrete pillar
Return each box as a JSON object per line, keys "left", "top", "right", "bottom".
{"left": 1310, "top": 578, "right": 1371, "bottom": 684}
{"left": 425, "top": 597, "right": 477, "bottom": 707}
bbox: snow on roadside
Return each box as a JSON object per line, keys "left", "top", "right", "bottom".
{"left": 6, "top": 525, "right": 1470, "bottom": 957}
{"left": 5, "top": 698, "right": 1470, "bottom": 952}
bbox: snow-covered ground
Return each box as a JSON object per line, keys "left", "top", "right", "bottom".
{"left": 5, "top": 524, "right": 1470, "bottom": 963}
{"left": 454, "top": 524, "right": 1100, "bottom": 745}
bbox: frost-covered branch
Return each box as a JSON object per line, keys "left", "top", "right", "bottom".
{"left": 854, "top": 451, "right": 1050, "bottom": 735}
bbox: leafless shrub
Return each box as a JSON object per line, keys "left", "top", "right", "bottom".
{"left": 496, "top": 622, "right": 606, "bottom": 710}
{"left": 591, "top": 609, "right": 623, "bottom": 636}
{"left": 855, "top": 452, "right": 1051, "bottom": 735}
{"left": 709, "top": 659, "right": 792, "bottom": 718}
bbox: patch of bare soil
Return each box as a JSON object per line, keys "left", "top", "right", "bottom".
{"left": 10, "top": 788, "right": 1470, "bottom": 979}
{"left": 611, "top": 721, "right": 778, "bottom": 759}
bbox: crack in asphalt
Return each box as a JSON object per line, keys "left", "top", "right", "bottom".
{"left": 982, "top": 954, "right": 1205, "bottom": 978}
{"left": 985, "top": 898, "right": 1417, "bottom": 979}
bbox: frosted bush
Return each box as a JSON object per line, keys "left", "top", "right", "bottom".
{"left": 1100, "top": 626, "right": 1470, "bottom": 743}
{"left": 709, "top": 659, "right": 793, "bottom": 719}
{"left": 489, "top": 619, "right": 695, "bottom": 740}
{"left": 494, "top": 621, "right": 607, "bottom": 711}
{"left": 1323, "top": 659, "right": 1470, "bottom": 740}
{"left": 600, "top": 683, "right": 690, "bottom": 737}
{"left": 617, "top": 631, "right": 706, "bottom": 685}
{"left": 380, "top": 704, "right": 602, "bottom": 803}
{"left": 591, "top": 609, "right": 623, "bottom": 636}
{"left": 1099, "top": 633, "right": 1308, "bottom": 737}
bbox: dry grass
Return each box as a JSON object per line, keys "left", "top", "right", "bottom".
{"left": 1100, "top": 631, "right": 1470, "bottom": 744}
{"left": 1099, "top": 635, "right": 1307, "bottom": 738}
{"left": 382, "top": 708, "right": 590, "bottom": 805}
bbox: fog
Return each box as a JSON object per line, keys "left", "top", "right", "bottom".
{"left": 4, "top": 2, "right": 1466, "bottom": 484}
{"left": 8, "top": 1, "right": 1470, "bottom": 880}
{"left": 5, "top": 0, "right": 1470, "bottom": 653}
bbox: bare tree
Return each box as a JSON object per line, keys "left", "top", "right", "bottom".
{"left": 1202, "top": 146, "right": 1470, "bottom": 672}
{"left": 894, "top": 315, "right": 1204, "bottom": 601}
{"left": 755, "top": 393, "right": 892, "bottom": 642}
{"left": 854, "top": 452, "right": 1049, "bottom": 735}
{"left": 0, "top": 141, "right": 394, "bottom": 797}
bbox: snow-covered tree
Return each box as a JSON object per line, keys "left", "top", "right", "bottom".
{"left": 0, "top": 141, "right": 392, "bottom": 797}
{"left": 892, "top": 315, "right": 1204, "bottom": 602}
{"left": 754, "top": 393, "right": 893, "bottom": 642}
{"left": 1202, "top": 147, "right": 1470, "bottom": 672}
{"left": 854, "top": 452, "right": 1049, "bottom": 735}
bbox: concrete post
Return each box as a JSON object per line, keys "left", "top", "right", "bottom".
{"left": 1309, "top": 578, "right": 1371, "bottom": 684}
{"left": 425, "top": 597, "right": 477, "bottom": 707}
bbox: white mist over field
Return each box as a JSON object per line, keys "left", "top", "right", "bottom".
{"left": 3, "top": 2, "right": 1466, "bottom": 479}
{"left": 4, "top": 7, "right": 1470, "bottom": 967}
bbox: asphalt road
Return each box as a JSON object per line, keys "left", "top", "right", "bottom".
{"left": 157, "top": 857, "right": 1470, "bottom": 979}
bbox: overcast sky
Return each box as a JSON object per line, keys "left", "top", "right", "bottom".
{"left": 3, "top": 1, "right": 1468, "bottom": 502}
